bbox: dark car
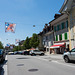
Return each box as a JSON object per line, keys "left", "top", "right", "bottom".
{"left": 0, "top": 49, "right": 6, "bottom": 63}
{"left": 24, "top": 51, "right": 30, "bottom": 55}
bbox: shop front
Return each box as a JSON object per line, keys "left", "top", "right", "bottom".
{"left": 50, "top": 43, "right": 66, "bottom": 54}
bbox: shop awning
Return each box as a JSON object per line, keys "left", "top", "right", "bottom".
{"left": 50, "top": 43, "right": 65, "bottom": 49}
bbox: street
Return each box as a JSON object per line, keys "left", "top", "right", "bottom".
{"left": 0, "top": 55, "right": 75, "bottom": 75}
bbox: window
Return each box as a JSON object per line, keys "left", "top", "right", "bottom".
{"left": 43, "top": 41, "right": 45, "bottom": 45}
{"left": 59, "top": 34, "right": 62, "bottom": 41}
{"left": 57, "top": 25, "right": 59, "bottom": 31}
{"left": 54, "top": 26, "right": 56, "bottom": 32}
{"left": 56, "top": 35, "right": 58, "bottom": 41}
{"left": 71, "top": 48, "right": 75, "bottom": 52}
{"left": 64, "top": 33, "right": 67, "bottom": 40}
{"left": 66, "top": 20, "right": 68, "bottom": 28}
{"left": 47, "top": 42, "right": 49, "bottom": 46}
{"left": 46, "top": 36, "right": 48, "bottom": 40}
{"left": 61, "top": 22, "right": 65, "bottom": 29}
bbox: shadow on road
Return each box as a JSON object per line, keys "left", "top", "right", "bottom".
{"left": 0, "top": 60, "right": 8, "bottom": 75}
{"left": 70, "top": 61, "right": 75, "bottom": 64}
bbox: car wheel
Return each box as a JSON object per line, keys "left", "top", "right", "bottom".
{"left": 31, "top": 53, "right": 35, "bottom": 56}
{"left": 64, "top": 56, "right": 70, "bottom": 63}
{"left": 40, "top": 53, "right": 44, "bottom": 56}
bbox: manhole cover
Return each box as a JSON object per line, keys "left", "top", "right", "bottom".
{"left": 28, "top": 69, "right": 38, "bottom": 72}
{"left": 17, "top": 64, "right": 24, "bottom": 66}
{"left": 17, "top": 58, "right": 29, "bottom": 59}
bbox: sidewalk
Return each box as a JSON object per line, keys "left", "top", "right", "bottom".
{"left": 45, "top": 53, "right": 63, "bottom": 60}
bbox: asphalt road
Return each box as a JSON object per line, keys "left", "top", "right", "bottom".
{"left": 3, "top": 55, "right": 74, "bottom": 75}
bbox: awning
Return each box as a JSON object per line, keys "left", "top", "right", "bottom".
{"left": 50, "top": 43, "right": 65, "bottom": 49}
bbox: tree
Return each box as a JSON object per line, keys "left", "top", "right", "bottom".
{"left": 18, "top": 45, "right": 21, "bottom": 51}
{"left": 13, "top": 46, "right": 18, "bottom": 52}
{"left": 30, "top": 33, "right": 39, "bottom": 48}
{"left": 0, "top": 41, "right": 4, "bottom": 49}
{"left": 23, "top": 37, "right": 31, "bottom": 49}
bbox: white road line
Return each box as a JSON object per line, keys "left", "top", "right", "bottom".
{"left": 52, "top": 60, "right": 75, "bottom": 68}
{"left": 3, "top": 55, "right": 8, "bottom": 75}
{"left": 33, "top": 56, "right": 75, "bottom": 68}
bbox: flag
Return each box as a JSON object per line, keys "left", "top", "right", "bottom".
{"left": 5, "top": 22, "right": 16, "bottom": 33}
{"left": 15, "top": 39, "right": 20, "bottom": 44}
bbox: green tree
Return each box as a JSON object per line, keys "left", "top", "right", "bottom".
{"left": 0, "top": 41, "right": 4, "bottom": 49}
{"left": 30, "top": 33, "right": 39, "bottom": 48}
{"left": 13, "top": 46, "right": 18, "bottom": 52}
{"left": 18, "top": 45, "right": 21, "bottom": 51}
{"left": 23, "top": 37, "right": 31, "bottom": 49}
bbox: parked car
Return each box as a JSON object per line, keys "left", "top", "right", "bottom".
{"left": 29, "top": 50, "right": 44, "bottom": 56}
{"left": 8, "top": 52, "right": 14, "bottom": 55}
{"left": 24, "top": 51, "right": 30, "bottom": 55}
{"left": 63, "top": 48, "right": 75, "bottom": 63}
{"left": 0, "top": 49, "right": 6, "bottom": 63}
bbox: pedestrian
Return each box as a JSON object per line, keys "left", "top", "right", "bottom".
{"left": 66, "top": 45, "right": 69, "bottom": 52}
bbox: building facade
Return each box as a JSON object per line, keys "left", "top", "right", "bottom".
{"left": 59, "top": 0, "right": 75, "bottom": 50}
{"left": 50, "top": 14, "right": 69, "bottom": 54}
{"left": 39, "top": 0, "right": 75, "bottom": 54}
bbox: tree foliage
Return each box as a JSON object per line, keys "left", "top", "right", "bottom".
{"left": 23, "top": 37, "right": 31, "bottom": 49}
{"left": 13, "top": 46, "right": 18, "bottom": 52}
{"left": 0, "top": 41, "right": 4, "bottom": 49}
{"left": 30, "top": 33, "right": 39, "bottom": 48}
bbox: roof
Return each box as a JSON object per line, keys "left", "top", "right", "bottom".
{"left": 59, "top": 0, "right": 73, "bottom": 13}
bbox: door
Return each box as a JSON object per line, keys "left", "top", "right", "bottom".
{"left": 70, "top": 48, "right": 75, "bottom": 60}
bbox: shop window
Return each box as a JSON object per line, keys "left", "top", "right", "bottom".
{"left": 59, "top": 34, "right": 62, "bottom": 41}
{"left": 64, "top": 33, "right": 67, "bottom": 40}
{"left": 56, "top": 35, "right": 58, "bottom": 41}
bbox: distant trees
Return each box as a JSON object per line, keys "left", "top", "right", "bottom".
{"left": 30, "top": 33, "right": 39, "bottom": 48}
{"left": 0, "top": 41, "right": 4, "bottom": 49}
{"left": 13, "top": 46, "right": 18, "bottom": 52}
{"left": 13, "top": 33, "right": 39, "bottom": 51}
{"left": 23, "top": 37, "right": 31, "bottom": 49}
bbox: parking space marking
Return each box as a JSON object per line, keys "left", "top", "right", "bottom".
{"left": 3, "top": 55, "right": 8, "bottom": 75}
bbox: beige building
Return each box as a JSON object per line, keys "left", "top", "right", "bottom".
{"left": 59, "top": 0, "right": 75, "bottom": 50}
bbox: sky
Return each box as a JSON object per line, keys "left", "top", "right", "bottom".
{"left": 0, "top": 0, "right": 64, "bottom": 46}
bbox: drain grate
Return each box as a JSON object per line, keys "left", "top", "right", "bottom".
{"left": 17, "top": 64, "right": 24, "bottom": 66}
{"left": 28, "top": 69, "right": 38, "bottom": 72}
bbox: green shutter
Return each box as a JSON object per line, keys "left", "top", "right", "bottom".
{"left": 64, "top": 33, "right": 67, "bottom": 40}
{"left": 56, "top": 35, "right": 58, "bottom": 41}
{"left": 61, "top": 34, "right": 62, "bottom": 40}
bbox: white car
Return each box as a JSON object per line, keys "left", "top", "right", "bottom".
{"left": 63, "top": 48, "right": 75, "bottom": 63}
{"left": 29, "top": 50, "right": 44, "bottom": 56}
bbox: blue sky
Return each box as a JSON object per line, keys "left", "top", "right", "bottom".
{"left": 0, "top": 0, "right": 64, "bottom": 46}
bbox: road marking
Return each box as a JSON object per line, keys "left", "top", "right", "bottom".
{"left": 33, "top": 56, "right": 75, "bottom": 68}
{"left": 52, "top": 60, "right": 75, "bottom": 68}
{"left": 3, "top": 55, "right": 8, "bottom": 75}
